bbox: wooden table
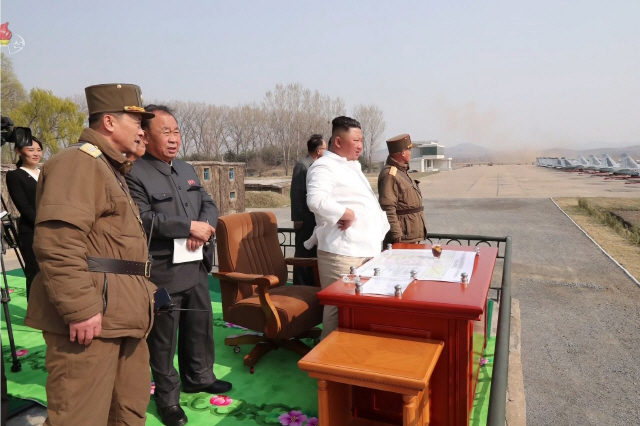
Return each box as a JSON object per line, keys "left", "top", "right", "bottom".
{"left": 317, "top": 244, "right": 498, "bottom": 426}
{"left": 299, "top": 328, "right": 444, "bottom": 426}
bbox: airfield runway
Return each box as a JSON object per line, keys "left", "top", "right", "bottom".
{"left": 8, "top": 165, "right": 640, "bottom": 426}
{"left": 419, "top": 164, "right": 640, "bottom": 198}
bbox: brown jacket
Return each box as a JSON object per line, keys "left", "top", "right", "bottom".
{"left": 24, "top": 128, "right": 155, "bottom": 338}
{"left": 378, "top": 156, "right": 427, "bottom": 245}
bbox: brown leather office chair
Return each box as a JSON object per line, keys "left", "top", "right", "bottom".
{"left": 212, "top": 211, "right": 323, "bottom": 373}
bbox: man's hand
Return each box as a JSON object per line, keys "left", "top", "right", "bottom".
{"left": 190, "top": 221, "right": 215, "bottom": 242}
{"left": 69, "top": 312, "right": 102, "bottom": 345}
{"left": 337, "top": 208, "right": 355, "bottom": 231}
{"left": 187, "top": 236, "right": 206, "bottom": 252}
{"left": 293, "top": 221, "right": 303, "bottom": 230}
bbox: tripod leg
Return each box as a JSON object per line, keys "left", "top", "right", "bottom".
{"left": 0, "top": 225, "right": 21, "bottom": 373}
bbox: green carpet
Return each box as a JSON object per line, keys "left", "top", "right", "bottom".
{"left": 2, "top": 269, "right": 494, "bottom": 425}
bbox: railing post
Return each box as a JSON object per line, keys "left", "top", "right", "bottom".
{"left": 487, "top": 236, "right": 512, "bottom": 426}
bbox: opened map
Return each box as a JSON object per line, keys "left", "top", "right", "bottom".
{"left": 356, "top": 248, "right": 476, "bottom": 283}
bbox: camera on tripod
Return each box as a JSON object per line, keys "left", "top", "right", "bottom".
{"left": 1, "top": 115, "right": 32, "bottom": 373}
{"left": 1, "top": 116, "right": 32, "bottom": 148}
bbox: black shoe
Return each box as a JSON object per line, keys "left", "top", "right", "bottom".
{"left": 157, "top": 404, "right": 188, "bottom": 426}
{"left": 183, "top": 380, "right": 232, "bottom": 394}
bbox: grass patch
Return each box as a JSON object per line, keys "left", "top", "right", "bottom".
{"left": 245, "top": 191, "right": 290, "bottom": 208}
{"left": 577, "top": 197, "right": 640, "bottom": 245}
{"left": 555, "top": 197, "right": 640, "bottom": 281}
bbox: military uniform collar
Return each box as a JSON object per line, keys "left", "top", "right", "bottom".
{"left": 79, "top": 128, "right": 133, "bottom": 174}
{"left": 142, "top": 152, "right": 173, "bottom": 176}
{"left": 386, "top": 156, "right": 409, "bottom": 171}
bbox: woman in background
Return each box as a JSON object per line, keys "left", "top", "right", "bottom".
{"left": 6, "top": 137, "right": 43, "bottom": 300}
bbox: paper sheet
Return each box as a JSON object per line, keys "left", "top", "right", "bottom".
{"left": 359, "top": 276, "right": 414, "bottom": 296}
{"left": 173, "top": 238, "right": 203, "bottom": 264}
{"left": 356, "top": 249, "right": 476, "bottom": 283}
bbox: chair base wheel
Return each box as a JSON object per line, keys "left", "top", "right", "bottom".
{"left": 249, "top": 366, "right": 255, "bottom": 374}
{"left": 233, "top": 345, "right": 241, "bottom": 353}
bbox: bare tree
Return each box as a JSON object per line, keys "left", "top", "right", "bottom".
{"left": 263, "top": 84, "right": 298, "bottom": 176}
{"left": 145, "top": 83, "right": 347, "bottom": 174}
{"left": 353, "top": 104, "right": 386, "bottom": 172}
{"left": 202, "top": 104, "right": 228, "bottom": 161}
{"left": 226, "top": 103, "right": 263, "bottom": 160}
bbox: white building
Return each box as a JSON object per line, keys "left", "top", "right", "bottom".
{"left": 409, "top": 140, "right": 452, "bottom": 172}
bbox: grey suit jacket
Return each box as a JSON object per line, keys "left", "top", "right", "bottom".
{"left": 290, "top": 155, "right": 315, "bottom": 226}
{"left": 126, "top": 153, "right": 219, "bottom": 293}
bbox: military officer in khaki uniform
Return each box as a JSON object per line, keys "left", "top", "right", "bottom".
{"left": 24, "top": 84, "right": 157, "bottom": 426}
{"left": 378, "top": 134, "right": 427, "bottom": 246}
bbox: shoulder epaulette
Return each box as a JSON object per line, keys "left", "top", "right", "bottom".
{"left": 389, "top": 166, "right": 397, "bottom": 176}
{"left": 79, "top": 143, "right": 102, "bottom": 158}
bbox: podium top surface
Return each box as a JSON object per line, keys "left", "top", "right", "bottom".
{"left": 318, "top": 244, "right": 499, "bottom": 319}
{"left": 298, "top": 328, "right": 444, "bottom": 394}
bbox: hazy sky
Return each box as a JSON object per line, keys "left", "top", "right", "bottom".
{"left": 2, "top": 1, "right": 639, "bottom": 150}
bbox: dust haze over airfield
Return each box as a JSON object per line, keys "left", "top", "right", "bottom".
{"left": 3, "top": 1, "right": 640, "bottom": 154}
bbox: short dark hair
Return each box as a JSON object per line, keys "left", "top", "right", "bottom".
{"left": 88, "top": 112, "right": 123, "bottom": 129}
{"left": 307, "top": 134, "right": 324, "bottom": 153}
{"left": 142, "top": 104, "right": 176, "bottom": 129}
{"left": 15, "top": 137, "right": 44, "bottom": 168}
{"left": 331, "top": 116, "right": 361, "bottom": 135}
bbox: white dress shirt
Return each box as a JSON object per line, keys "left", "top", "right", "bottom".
{"left": 305, "top": 150, "right": 390, "bottom": 258}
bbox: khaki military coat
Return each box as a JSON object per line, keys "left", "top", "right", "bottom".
{"left": 24, "top": 128, "right": 155, "bottom": 338}
{"left": 378, "top": 156, "right": 427, "bottom": 245}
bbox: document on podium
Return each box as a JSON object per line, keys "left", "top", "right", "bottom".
{"left": 356, "top": 249, "right": 476, "bottom": 283}
{"left": 173, "top": 238, "right": 203, "bottom": 264}
{"left": 359, "top": 276, "right": 413, "bottom": 296}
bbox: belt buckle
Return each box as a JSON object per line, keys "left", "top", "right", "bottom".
{"left": 144, "top": 261, "right": 151, "bottom": 278}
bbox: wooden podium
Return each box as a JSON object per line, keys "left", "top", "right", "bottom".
{"left": 317, "top": 244, "right": 498, "bottom": 426}
{"left": 299, "top": 329, "right": 444, "bottom": 426}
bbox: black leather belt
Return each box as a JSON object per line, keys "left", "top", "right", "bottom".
{"left": 396, "top": 206, "right": 424, "bottom": 215}
{"left": 87, "top": 256, "right": 151, "bottom": 277}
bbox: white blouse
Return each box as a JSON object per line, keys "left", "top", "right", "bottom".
{"left": 20, "top": 167, "right": 40, "bottom": 181}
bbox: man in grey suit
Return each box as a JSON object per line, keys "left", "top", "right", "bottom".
{"left": 126, "top": 105, "right": 231, "bottom": 426}
{"left": 290, "top": 134, "right": 326, "bottom": 285}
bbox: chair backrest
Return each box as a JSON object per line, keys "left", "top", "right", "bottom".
{"left": 216, "top": 212, "right": 289, "bottom": 306}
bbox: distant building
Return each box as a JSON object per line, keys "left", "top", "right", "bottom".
{"left": 189, "top": 161, "right": 246, "bottom": 215}
{"left": 409, "top": 140, "right": 452, "bottom": 172}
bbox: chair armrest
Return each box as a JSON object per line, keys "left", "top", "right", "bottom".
{"left": 284, "top": 257, "right": 318, "bottom": 268}
{"left": 284, "top": 257, "right": 321, "bottom": 287}
{"left": 212, "top": 271, "right": 280, "bottom": 289}
{"left": 212, "top": 271, "right": 282, "bottom": 337}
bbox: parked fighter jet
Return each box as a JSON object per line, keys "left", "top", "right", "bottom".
{"left": 598, "top": 154, "right": 620, "bottom": 173}
{"left": 575, "top": 156, "right": 589, "bottom": 170}
{"left": 558, "top": 157, "right": 577, "bottom": 169}
{"left": 617, "top": 154, "right": 640, "bottom": 176}
{"left": 584, "top": 155, "right": 602, "bottom": 171}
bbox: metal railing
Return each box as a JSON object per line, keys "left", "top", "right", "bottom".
{"left": 425, "top": 233, "right": 512, "bottom": 426}
{"left": 212, "top": 229, "right": 512, "bottom": 425}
